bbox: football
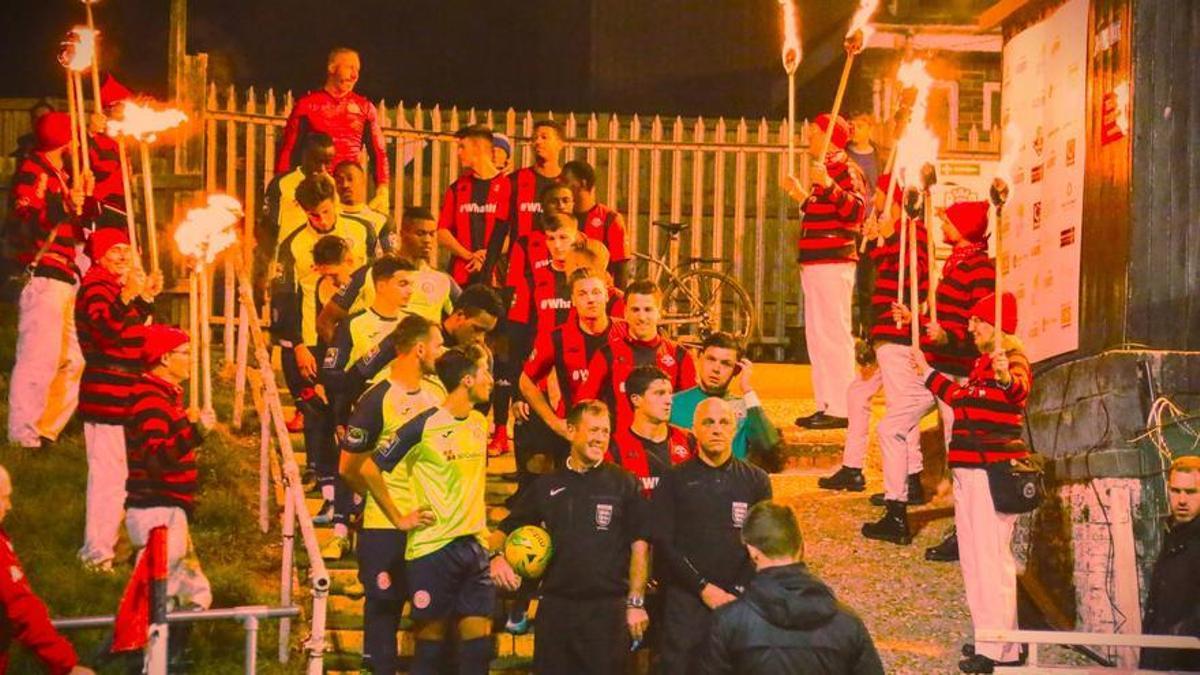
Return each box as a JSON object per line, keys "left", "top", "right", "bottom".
{"left": 504, "top": 525, "right": 554, "bottom": 579}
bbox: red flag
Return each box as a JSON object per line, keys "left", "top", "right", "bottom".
{"left": 112, "top": 526, "right": 168, "bottom": 652}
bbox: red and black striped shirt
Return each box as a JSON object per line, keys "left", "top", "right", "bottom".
{"left": 577, "top": 333, "right": 697, "bottom": 433}
{"left": 798, "top": 152, "right": 867, "bottom": 265}
{"left": 8, "top": 152, "right": 89, "bottom": 283}
{"left": 926, "top": 348, "right": 1031, "bottom": 466}
{"left": 868, "top": 217, "right": 928, "bottom": 346}
{"left": 921, "top": 243, "right": 994, "bottom": 376}
{"left": 88, "top": 132, "right": 125, "bottom": 212}
{"left": 75, "top": 266, "right": 153, "bottom": 424}
{"left": 524, "top": 318, "right": 627, "bottom": 415}
{"left": 125, "top": 374, "right": 202, "bottom": 515}
{"left": 610, "top": 425, "right": 697, "bottom": 498}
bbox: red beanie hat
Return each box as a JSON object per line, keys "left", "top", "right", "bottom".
{"left": 100, "top": 74, "right": 134, "bottom": 111}
{"left": 969, "top": 292, "right": 1018, "bottom": 334}
{"left": 35, "top": 112, "right": 73, "bottom": 150}
{"left": 141, "top": 324, "right": 189, "bottom": 365}
{"left": 876, "top": 173, "right": 903, "bottom": 206}
{"left": 815, "top": 113, "right": 850, "bottom": 151}
{"left": 88, "top": 228, "right": 130, "bottom": 261}
{"left": 945, "top": 201, "right": 990, "bottom": 243}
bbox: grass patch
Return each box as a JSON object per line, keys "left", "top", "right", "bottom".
{"left": 0, "top": 304, "right": 301, "bottom": 673}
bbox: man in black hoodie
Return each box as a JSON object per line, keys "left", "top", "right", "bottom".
{"left": 701, "top": 502, "right": 884, "bottom": 675}
{"left": 1139, "top": 456, "right": 1200, "bottom": 671}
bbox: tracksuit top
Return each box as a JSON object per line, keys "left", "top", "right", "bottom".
{"left": 276, "top": 89, "right": 390, "bottom": 184}
{"left": 75, "top": 266, "right": 153, "bottom": 424}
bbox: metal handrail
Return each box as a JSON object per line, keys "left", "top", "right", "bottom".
{"left": 977, "top": 628, "right": 1200, "bottom": 673}
{"left": 53, "top": 605, "right": 300, "bottom": 674}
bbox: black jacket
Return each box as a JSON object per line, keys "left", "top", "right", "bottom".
{"left": 700, "top": 563, "right": 884, "bottom": 675}
{"left": 1140, "top": 517, "right": 1200, "bottom": 671}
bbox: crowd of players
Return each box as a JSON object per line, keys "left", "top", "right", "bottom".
{"left": 4, "top": 45, "right": 1198, "bottom": 675}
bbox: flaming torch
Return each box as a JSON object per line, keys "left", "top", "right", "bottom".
{"left": 890, "top": 59, "right": 937, "bottom": 328}
{"left": 779, "top": 0, "right": 803, "bottom": 177}
{"left": 990, "top": 121, "right": 1021, "bottom": 352}
{"left": 106, "top": 101, "right": 188, "bottom": 275}
{"left": 58, "top": 28, "right": 97, "bottom": 188}
{"left": 80, "top": 0, "right": 103, "bottom": 110}
{"left": 816, "top": 0, "right": 880, "bottom": 161}
{"left": 175, "top": 195, "right": 243, "bottom": 413}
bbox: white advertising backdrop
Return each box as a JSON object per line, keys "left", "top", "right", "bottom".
{"left": 999, "top": 0, "right": 1088, "bottom": 362}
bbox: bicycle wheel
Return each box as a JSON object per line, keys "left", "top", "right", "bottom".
{"left": 661, "top": 268, "right": 755, "bottom": 345}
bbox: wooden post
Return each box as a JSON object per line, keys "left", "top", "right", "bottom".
{"left": 200, "top": 264, "right": 214, "bottom": 416}
{"left": 232, "top": 285, "right": 251, "bottom": 429}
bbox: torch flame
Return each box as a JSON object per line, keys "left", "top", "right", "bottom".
{"left": 60, "top": 27, "right": 97, "bottom": 73}
{"left": 893, "top": 59, "right": 940, "bottom": 186}
{"left": 779, "top": 0, "right": 802, "bottom": 75}
{"left": 174, "top": 195, "right": 244, "bottom": 265}
{"left": 107, "top": 100, "right": 189, "bottom": 143}
{"left": 846, "top": 0, "right": 880, "bottom": 47}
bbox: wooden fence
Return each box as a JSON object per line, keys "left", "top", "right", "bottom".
{"left": 201, "top": 84, "right": 999, "bottom": 353}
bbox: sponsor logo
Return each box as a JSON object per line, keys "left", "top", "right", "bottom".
{"left": 458, "top": 203, "right": 498, "bottom": 215}
{"left": 640, "top": 476, "right": 659, "bottom": 492}
{"left": 376, "top": 572, "right": 391, "bottom": 591}
{"left": 571, "top": 369, "right": 589, "bottom": 382}
{"left": 347, "top": 102, "right": 362, "bottom": 115}
{"left": 519, "top": 203, "right": 543, "bottom": 213}
{"left": 1059, "top": 228, "right": 1076, "bottom": 247}
{"left": 412, "top": 590, "right": 431, "bottom": 609}
{"left": 731, "top": 501, "right": 748, "bottom": 528}
{"left": 671, "top": 443, "right": 690, "bottom": 460}
{"left": 595, "top": 503, "right": 613, "bottom": 530}
{"left": 661, "top": 353, "right": 676, "bottom": 368}
{"left": 345, "top": 426, "right": 368, "bottom": 448}
{"left": 549, "top": 487, "right": 566, "bottom": 497}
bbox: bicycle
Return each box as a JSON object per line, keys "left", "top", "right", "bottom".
{"left": 630, "top": 221, "right": 755, "bottom": 345}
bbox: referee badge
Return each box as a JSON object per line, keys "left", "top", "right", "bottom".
{"left": 595, "top": 503, "right": 613, "bottom": 530}
{"left": 376, "top": 572, "right": 391, "bottom": 591}
{"left": 322, "top": 348, "right": 339, "bottom": 369}
{"left": 731, "top": 501, "right": 748, "bottom": 528}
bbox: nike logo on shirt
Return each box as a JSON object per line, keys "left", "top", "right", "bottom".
{"left": 549, "top": 487, "right": 566, "bottom": 497}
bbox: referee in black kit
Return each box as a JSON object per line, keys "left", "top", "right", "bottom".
{"left": 652, "top": 396, "right": 773, "bottom": 673}
{"left": 489, "top": 399, "right": 651, "bottom": 674}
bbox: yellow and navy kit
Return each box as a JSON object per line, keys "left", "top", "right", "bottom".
{"left": 332, "top": 261, "right": 457, "bottom": 323}
{"left": 320, "top": 307, "right": 407, "bottom": 424}
{"left": 271, "top": 216, "right": 375, "bottom": 347}
{"left": 341, "top": 376, "right": 446, "bottom": 530}
{"left": 373, "top": 406, "right": 489, "bottom": 560}
{"left": 341, "top": 205, "right": 392, "bottom": 258}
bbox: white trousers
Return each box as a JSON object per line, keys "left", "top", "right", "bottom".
{"left": 126, "top": 507, "right": 213, "bottom": 611}
{"left": 79, "top": 423, "right": 128, "bottom": 564}
{"left": 800, "top": 263, "right": 856, "bottom": 417}
{"left": 7, "top": 277, "right": 83, "bottom": 446}
{"left": 953, "top": 467, "right": 1019, "bottom": 662}
{"left": 842, "top": 366, "right": 920, "bottom": 470}
{"left": 876, "top": 343, "right": 936, "bottom": 500}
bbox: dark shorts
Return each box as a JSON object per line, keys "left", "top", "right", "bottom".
{"left": 357, "top": 528, "right": 408, "bottom": 604}
{"left": 405, "top": 536, "right": 495, "bottom": 622}
{"left": 535, "top": 595, "right": 629, "bottom": 675}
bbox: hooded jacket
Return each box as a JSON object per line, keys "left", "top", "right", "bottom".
{"left": 701, "top": 563, "right": 884, "bottom": 675}
{"left": 1139, "top": 517, "right": 1200, "bottom": 671}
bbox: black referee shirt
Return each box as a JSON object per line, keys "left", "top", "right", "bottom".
{"left": 652, "top": 455, "right": 772, "bottom": 594}
{"left": 499, "top": 461, "right": 648, "bottom": 599}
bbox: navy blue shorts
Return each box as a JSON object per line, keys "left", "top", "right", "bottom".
{"left": 405, "top": 536, "right": 495, "bottom": 622}
{"left": 357, "top": 528, "right": 407, "bottom": 604}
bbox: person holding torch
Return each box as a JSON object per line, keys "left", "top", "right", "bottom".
{"left": 783, "top": 115, "right": 868, "bottom": 431}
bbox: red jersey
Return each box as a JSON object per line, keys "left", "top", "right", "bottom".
{"left": 611, "top": 425, "right": 697, "bottom": 497}
{"left": 576, "top": 203, "right": 629, "bottom": 263}
{"left": 437, "top": 172, "right": 512, "bottom": 286}
{"left": 276, "top": 89, "right": 389, "bottom": 184}
{"left": 524, "top": 318, "right": 627, "bottom": 415}
{"left": 0, "top": 529, "right": 79, "bottom": 674}
{"left": 511, "top": 166, "right": 558, "bottom": 240}
{"left": 75, "top": 266, "right": 153, "bottom": 424}
{"left": 798, "top": 151, "right": 867, "bottom": 265}
{"left": 577, "top": 334, "right": 697, "bottom": 432}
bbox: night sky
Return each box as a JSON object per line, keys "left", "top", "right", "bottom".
{"left": 1, "top": 1, "right": 849, "bottom": 117}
